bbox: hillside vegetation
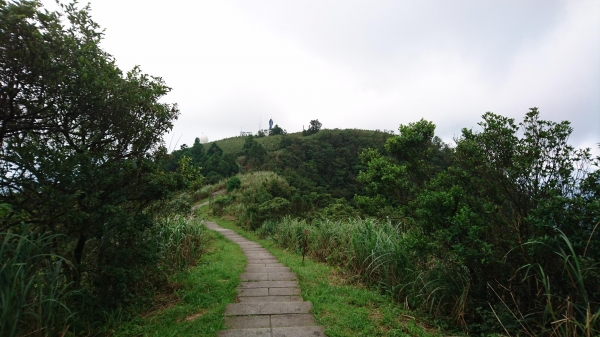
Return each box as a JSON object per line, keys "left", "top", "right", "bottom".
{"left": 1, "top": 2, "right": 206, "bottom": 336}
{"left": 2, "top": 2, "right": 598, "bottom": 336}
{"left": 172, "top": 128, "right": 392, "bottom": 204}
{"left": 201, "top": 132, "right": 300, "bottom": 154}
{"left": 202, "top": 109, "right": 599, "bottom": 336}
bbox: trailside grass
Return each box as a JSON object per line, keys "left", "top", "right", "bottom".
{"left": 112, "top": 229, "right": 246, "bottom": 337}
{"left": 198, "top": 206, "right": 444, "bottom": 337}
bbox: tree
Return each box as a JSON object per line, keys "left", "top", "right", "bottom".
{"left": 0, "top": 0, "right": 180, "bottom": 306}
{"left": 304, "top": 119, "right": 322, "bottom": 135}
{"left": 355, "top": 109, "right": 599, "bottom": 333}
{"left": 355, "top": 119, "right": 450, "bottom": 214}
{"left": 240, "top": 135, "right": 267, "bottom": 169}
{"left": 270, "top": 124, "right": 286, "bottom": 136}
{"left": 190, "top": 137, "right": 206, "bottom": 164}
{"left": 227, "top": 176, "right": 241, "bottom": 192}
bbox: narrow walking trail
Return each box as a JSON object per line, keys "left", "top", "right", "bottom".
{"left": 204, "top": 221, "right": 325, "bottom": 337}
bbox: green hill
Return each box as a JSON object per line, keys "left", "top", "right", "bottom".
{"left": 202, "top": 131, "right": 303, "bottom": 154}
{"left": 171, "top": 128, "right": 393, "bottom": 195}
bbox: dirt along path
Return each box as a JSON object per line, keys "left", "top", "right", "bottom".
{"left": 203, "top": 221, "right": 326, "bottom": 337}
{"left": 191, "top": 200, "right": 209, "bottom": 211}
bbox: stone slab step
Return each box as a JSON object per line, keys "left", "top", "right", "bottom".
{"left": 225, "top": 301, "right": 313, "bottom": 316}
{"left": 238, "top": 295, "right": 302, "bottom": 302}
{"left": 269, "top": 287, "right": 301, "bottom": 296}
{"left": 272, "top": 326, "right": 326, "bottom": 337}
{"left": 225, "top": 316, "right": 270, "bottom": 329}
{"left": 246, "top": 258, "right": 279, "bottom": 263}
{"left": 237, "top": 287, "right": 301, "bottom": 297}
{"left": 217, "top": 328, "right": 270, "bottom": 337}
{"left": 225, "top": 314, "right": 316, "bottom": 329}
{"left": 247, "top": 263, "right": 286, "bottom": 268}
{"left": 239, "top": 281, "right": 298, "bottom": 289}
{"left": 241, "top": 272, "right": 296, "bottom": 281}
{"left": 244, "top": 267, "right": 290, "bottom": 273}
{"left": 218, "top": 326, "right": 325, "bottom": 337}
{"left": 271, "top": 314, "right": 317, "bottom": 327}
{"left": 238, "top": 288, "right": 268, "bottom": 296}
{"left": 245, "top": 253, "right": 274, "bottom": 257}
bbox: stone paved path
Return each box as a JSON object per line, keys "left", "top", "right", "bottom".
{"left": 204, "top": 221, "right": 326, "bottom": 337}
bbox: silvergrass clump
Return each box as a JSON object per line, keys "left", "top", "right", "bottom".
{"left": 154, "top": 216, "right": 208, "bottom": 272}
{"left": 258, "top": 216, "right": 600, "bottom": 335}
{"left": 0, "top": 217, "right": 207, "bottom": 337}
{"left": 0, "top": 228, "right": 77, "bottom": 337}
{"left": 490, "top": 229, "right": 600, "bottom": 337}
{"left": 258, "top": 217, "right": 469, "bottom": 325}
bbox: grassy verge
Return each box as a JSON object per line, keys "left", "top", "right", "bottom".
{"left": 112, "top": 228, "right": 245, "bottom": 337}
{"left": 196, "top": 206, "right": 444, "bottom": 337}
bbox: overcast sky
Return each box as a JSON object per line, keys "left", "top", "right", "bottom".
{"left": 45, "top": 0, "right": 600, "bottom": 153}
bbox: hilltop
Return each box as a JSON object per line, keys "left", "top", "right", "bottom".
{"left": 201, "top": 132, "right": 302, "bottom": 154}
{"left": 200, "top": 128, "right": 391, "bottom": 155}
{"left": 172, "top": 128, "right": 393, "bottom": 193}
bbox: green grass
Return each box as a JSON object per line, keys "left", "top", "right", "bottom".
{"left": 203, "top": 129, "right": 389, "bottom": 155}
{"left": 197, "top": 206, "right": 444, "bottom": 337}
{"left": 112, "top": 228, "right": 246, "bottom": 337}
{"left": 202, "top": 132, "right": 300, "bottom": 155}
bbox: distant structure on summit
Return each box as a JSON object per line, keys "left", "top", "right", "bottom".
{"left": 198, "top": 133, "right": 209, "bottom": 144}
{"left": 268, "top": 118, "right": 273, "bottom": 130}
{"left": 240, "top": 127, "right": 253, "bottom": 137}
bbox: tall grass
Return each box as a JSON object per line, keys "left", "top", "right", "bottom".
{"left": 0, "top": 227, "right": 77, "bottom": 337}
{"left": 192, "top": 179, "right": 227, "bottom": 202}
{"left": 257, "top": 217, "right": 470, "bottom": 326}
{"left": 257, "top": 217, "right": 599, "bottom": 335}
{"left": 491, "top": 230, "right": 600, "bottom": 337}
{"left": 154, "top": 216, "right": 208, "bottom": 272}
{"left": 0, "top": 216, "right": 208, "bottom": 336}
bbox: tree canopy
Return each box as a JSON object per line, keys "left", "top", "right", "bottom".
{"left": 0, "top": 0, "right": 183, "bottom": 317}
{"left": 303, "top": 119, "right": 322, "bottom": 135}
{"left": 270, "top": 124, "right": 286, "bottom": 136}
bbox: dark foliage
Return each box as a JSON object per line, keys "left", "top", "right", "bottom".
{"left": 355, "top": 108, "right": 599, "bottom": 335}
{"left": 227, "top": 176, "right": 241, "bottom": 192}
{"left": 270, "top": 124, "right": 286, "bottom": 136}
{"left": 302, "top": 119, "right": 322, "bottom": 136}
{"left": 169, "top": 139, "right": 238, "bottom": 184}
{"left": 265, "top": 129, "right": 391, "bottom": 216}
{"left": 0, "top": 1, "right": 192, "bottom": 335}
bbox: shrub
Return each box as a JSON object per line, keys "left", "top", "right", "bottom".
{"left": 227, "top": 176, "right": 242, "bottom": 192}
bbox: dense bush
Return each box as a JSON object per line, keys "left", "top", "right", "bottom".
{"left": 243, "top": 109, "right": 599, "bottom": 336}
{"left": 227, "top": 176, "right": 242, "bottom": 192}
{"left": 353, "top": 108, "right": 600, "bottom": 335}
{"left": 207, "top": 171, "right": 292, "bottom": 229}
{"left": 0, "top": 212, "right": 208, "bottom": 337}
{"left": 169, "top": 139, "right": 238, "bottom": 183}
{"left": 0, "top": 2, "right": 207, "bottom": 335}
